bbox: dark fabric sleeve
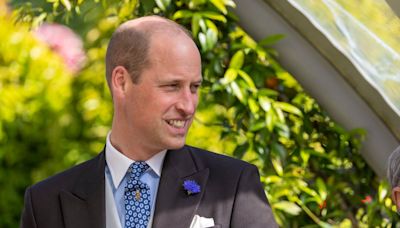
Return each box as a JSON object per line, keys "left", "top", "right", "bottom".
{"left": 230, "top": 164, "right": 278, "bottom": 228}
{"left": 20, "top": 187, "right": 38, "bottom": 228}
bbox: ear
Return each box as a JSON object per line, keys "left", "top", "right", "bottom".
{"left": 111, "top": 66, "right": 130, "bottom": 96}
{"left": 392, "top": 186, "right": 400, "bottom": 210}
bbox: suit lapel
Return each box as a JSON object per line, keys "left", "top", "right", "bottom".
{"left": 59, "top": 151, "right": 106, "bottom": 228}
{"left": 152, "top": 146, "right": 209, "bottom": 228}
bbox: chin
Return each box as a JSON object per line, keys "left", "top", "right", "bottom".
{"left": 164, "top": 138, "right": 186, "bottom": 150}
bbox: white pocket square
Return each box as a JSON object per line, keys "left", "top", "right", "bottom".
{"left": 189, "top": 215, "right": 215, "bottom": 228}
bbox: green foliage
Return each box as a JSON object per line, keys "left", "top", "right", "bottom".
{"left": 1, "top": 0, "right": 398, "bottom": 227}
{"left": 0, "top": 8, "right": 73, "bottom": 226}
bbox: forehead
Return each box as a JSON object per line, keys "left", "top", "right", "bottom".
{"left": 144, "top": 33, "right": 202, "bottom": 80}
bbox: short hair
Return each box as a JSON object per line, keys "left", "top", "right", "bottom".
{"left": 105, "top": 16, "right": 192, "bottom": 87}
{"left": 387, "top": 145, "right": 400, "bottom": 188}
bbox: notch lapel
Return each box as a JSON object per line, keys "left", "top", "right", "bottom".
{"left": 152, "top": 146, "right": 209, "bottom": 228}
{"left": 59, "top": 151, "right": 106, "bottom": 228}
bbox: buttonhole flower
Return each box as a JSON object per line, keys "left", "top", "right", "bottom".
{"left": 183, "top": 180, "right": 201, "bottom": 195}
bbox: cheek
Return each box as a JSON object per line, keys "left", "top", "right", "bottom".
{"left": 151, "top": 95, "right": 176, "bottom": 112}
{"left": 193, "top": 96, "right": 199, "bottom": 108}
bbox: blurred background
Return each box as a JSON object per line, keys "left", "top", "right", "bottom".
{"left": 1, "top": 0, "right": 399, "bottom": 227}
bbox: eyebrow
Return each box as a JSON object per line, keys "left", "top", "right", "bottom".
{"left": 157, "top": 78, "right": 203, "bottom": 84}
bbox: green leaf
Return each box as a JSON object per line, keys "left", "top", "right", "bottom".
{"left": 233, "top": 143, "right": 248, "bottom": 159}
{"left": 298, "top": 185, "right": 321, "bottom": 202}
{"left": 378, "top": 183, "right": 387, "bottom": 202}
{"left": 229, "top": 50, "right": 244, "bottom": 69}
{"left": 264, "top": 175, "right": 282, "bottom": 184}
{"left": 258, "top": 34, "right": 285, "bottom": 46}
{"left": 60, "top": 0, "right": 72, "bottom": 11}
{"left": 271, "top": 157, "right": 283, "bottom": 176}
{"left": 155, "top": 0, "right": 171, "bottom": 11}
{"left": 173, "top": 10, "right": 193, "bottom": 20}
{"left": 258, "top": 88, "right": 278, "bottom": 98}
{"left": 191, "top": 13, "right": 201, "bottom": 37}
{"left": 272, "top": 142, "right": 287, "bottom": 159}
{"left": 273, "top": 201, "right": 301, "bottom": 215}
{"left": 140, "top": 0, "right": 156, "bottom": 13}
{"left": 248, "top": 98, "right": 259, "bottom": 114}
{"left": 249, "top": 119, "right": 265, "bottom": 132}
{"left": 205, "top": 28, "right": 217, "bottom": 50}
{"left": 32, "top": 13, "right": 47, "bottom": 28}
{"left": 199, "top": 17, "right": 207, "bottom": 33}
{"left": 225, "top": 0, "right": 236, "bottom": 8}
{"left": 275, "top": 123, "right": 290, "bottom": 138}
{"left": 210, "top": 0, "right": 227, "bottom": 14}
{"left": 230, "top": 81, "right": 244, "bottom": 103}
{"left": 205, "top": 19, "right": 218, "bottom": 37}
{"left": 237, "top": 70, "right": 257, "bottom": 91}
{"left": 198, "top": 32, "right": 207, "bottom": 52}
{"left": 302, "top": 149, "right": 330, "bottom": 159}
{"left": 273, "top": 104, "right": 285, "bottom": 123}
{"left": 300, "top": 150, "right": 310, "bottom": 166}
{"left": 316, "top": 178, "right": 327, "bottom": 200}
{"left": 222, "top": 68, "right": 237, "bottom": 84}
{"left": 200, "top": 11, "right": 227, "bottom": 23}
{"left": 274, "top": 102, "right": 303, "bottom": 117}
{"left": 259, "top": 96, "right": 271, "bottom": 112}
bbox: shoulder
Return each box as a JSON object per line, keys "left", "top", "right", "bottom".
{"left": 28, "top": 152, "right": 104, "bottom": 194}
{"left": 184, "top": 145, "right": 257, "bottom": 174}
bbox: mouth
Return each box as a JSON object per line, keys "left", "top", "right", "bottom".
{"left": 166, "top": 119, "right": 187, "bottom": 129}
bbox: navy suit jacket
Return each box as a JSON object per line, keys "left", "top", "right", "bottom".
{"left": 20, "top": 145, "right": 278, "bottom": 228}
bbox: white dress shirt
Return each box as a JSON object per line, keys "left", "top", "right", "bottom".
{"left": 105, "top": 132, "right": 166, "bottom": 228}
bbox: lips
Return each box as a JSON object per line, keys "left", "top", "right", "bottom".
{"left": 166, "top": 119, "right": 186, "bottom": 128}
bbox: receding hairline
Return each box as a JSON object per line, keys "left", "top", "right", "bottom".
{"left": 105, "top": 16, "right": 193, "bottom": 88}
{"left": 116, "top": 15, "right": 192, "bottom": 41}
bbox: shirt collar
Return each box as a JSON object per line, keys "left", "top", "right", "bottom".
{"left": 105, "top": 132, "right": 167, "bottom": 188}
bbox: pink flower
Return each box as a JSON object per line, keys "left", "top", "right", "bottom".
{"left": 34, "top": 23, "right": 86, "bottom": 73}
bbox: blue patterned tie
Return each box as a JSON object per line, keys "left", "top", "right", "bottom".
{"left": 124, "top": 162, "right": 151, "bottom": 228}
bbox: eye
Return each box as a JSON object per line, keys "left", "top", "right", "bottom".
{"left": 190, "top": 84, "right": 201, "bottom": 93}
{"left": 162, "top": 83, "right": 179, "bottom": 91}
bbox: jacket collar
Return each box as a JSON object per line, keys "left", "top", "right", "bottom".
{"left": 59, "top": 150, "right": 106, "bottom": 228}
{"left": 58, "top": 146, "right": 209, "bottom": 228}
{"left": 152, "top": 146, "right": 209, "bottom": 228}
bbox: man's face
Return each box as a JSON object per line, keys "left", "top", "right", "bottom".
{"left": 123, "top": 33, "right": 202, "bottom": 153}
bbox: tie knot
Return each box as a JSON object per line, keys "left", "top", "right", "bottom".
{"left": 128, "top": 161, "right": 149, "bottom": 180}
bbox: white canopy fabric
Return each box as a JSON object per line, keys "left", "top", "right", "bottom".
{"left": 233, "top": 0, "right": 400, "bottom": 177}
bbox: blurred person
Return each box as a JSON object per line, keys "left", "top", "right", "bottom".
{"left": 20, "top": 16, "right": 277, "bottom": 228}
{"left": 387, "top": 145, "right": 400, "bottom": 214}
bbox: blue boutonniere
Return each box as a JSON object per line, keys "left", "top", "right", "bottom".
{"left": 182, "top": 180, "right": 201, "bottom": 195}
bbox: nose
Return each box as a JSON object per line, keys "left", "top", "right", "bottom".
{"left": 176, "top": 88, "right": 197, "bottom": 116}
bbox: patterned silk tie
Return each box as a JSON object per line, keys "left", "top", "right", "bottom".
{"left": 124, "top": 162, "right": 151, "bottom": 228}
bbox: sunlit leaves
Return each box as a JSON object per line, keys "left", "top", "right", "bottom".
{"left": 229, "top": 50, "right": 244, "bottom": 69}
{"left": 173, "top": 10, "right": 193, "bottom": 20}
{"left": 274, "top": 201, "right": 302, "bottom": 215}
{"left": 155, "top": 0, "right": 170, "bottom": 11}
{"left": 60, "top": 0, "right": 72, "bottom": 11}
{"left": 0, "top": 10, "right": 73, "bottom": 227}
{"left": 258, "top": 34, "right": 285, "bottom": 47}
{"left": 4, "top": 0, "right": 395, "bottom": 227}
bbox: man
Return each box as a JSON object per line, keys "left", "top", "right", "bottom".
{"left": 388, "top": 145, "right": 400, "bottom": 214}
{"left": 20, "top": 16, "right": 277, "bottom": 228}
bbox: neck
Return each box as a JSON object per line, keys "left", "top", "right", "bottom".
{"left": 110, "top": 122, "right": 160, "bottom": 161}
